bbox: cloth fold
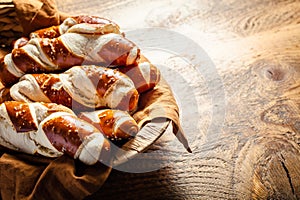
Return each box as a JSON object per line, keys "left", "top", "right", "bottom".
{"left": 0, "top": 0, "right": 189, "bottom": 199}
{"left": 133, "top": 78, "right": 191, "bottom": 152}
{"left": 13, "top": 0, "right": 65, "bottom": 36}
{"left": 0, "top": 148, "right": 112, "bottom": 199}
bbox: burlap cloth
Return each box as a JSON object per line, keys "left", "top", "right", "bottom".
{"left": 0, "top": 0, "right": 188, "bottom": 199}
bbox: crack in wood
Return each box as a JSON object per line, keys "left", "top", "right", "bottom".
{"left": 280, "top": 154, "right": 295, "bottom": 196}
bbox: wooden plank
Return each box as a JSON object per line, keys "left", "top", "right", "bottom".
{"left": 55, "top": 0, "right": 300, "bottom": 199}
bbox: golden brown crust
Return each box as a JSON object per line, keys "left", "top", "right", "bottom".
{"left": 33, "top": 74, "right": 73, "bottom": 107}
{"left": 42, "top": 115, "right": 97, "bottom": 157}
{"left": 31, "top": 26, "right": 61, "bottom": 39}
{"left": 82, "top": 65, "right": 119, "bottom": 98}
{"left": 0, "top": 57, "right": 19, "bottom": 87}
{"left": 116, "top": 89, "right": 139, "bottom": 111}
{"left": 39, "top": 38, "right": 84, "bottom": 69}
{"left": 11, "top": 48, "right": 45, "bottom": 73}
{"left": 84, "top": 110, "right": 116, "bottom": 138}
{"left": 118, "top": 64, "right": 148, "bottom": 93}
{"left": 118, "top": 55, "right": 161, "bottom": 93}
{"left": 115, "top": 119, "right": 139, "bottom": 139}
{"left": 78, "top": 109, "right": 139, "bottom": 140}
{"left": 5, "top": 101, "right": 38, "bottom": 132}
{"left": 32, "top": 74, "right": 85, "bottom": 111}
{"left": 72, "top": 15, "right": 116, "bottom": 25}
{"left": 98, "top": 36, "right": 139, "bottom": 66}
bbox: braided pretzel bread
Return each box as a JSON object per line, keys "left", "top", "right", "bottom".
{"left": 78, "top": 109, "right": 139, "bottom": 141}
{"left": 13, "top": 16, "right": 121, "bottom": 48}
{"left": 0, "top": 101, "right": 110, "bottom": 165}
{"left": 31, "top": 15, "right": 122, "bottom": 39}
{"left": 0, "top": 18, "right": 140, "bottom": 87}
{"left": 10, "top": 65, "right": 139, "bottom": 112}
{"left": 118, "top": 55, "right": 161, "bottom": 93}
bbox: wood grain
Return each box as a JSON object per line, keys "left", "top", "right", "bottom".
{"left": 55, "top": 0, "right": 300, "bottom": 199}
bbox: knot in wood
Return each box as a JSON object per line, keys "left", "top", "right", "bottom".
{"left": 252, "top": 59, "right": 290, "bottom": 82}
{"left": 265, "top": 67, "right": 285, "bottom": 81}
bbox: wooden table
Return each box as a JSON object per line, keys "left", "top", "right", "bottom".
{"left": 57, "top": 0, "right": 300, "bottom": 199}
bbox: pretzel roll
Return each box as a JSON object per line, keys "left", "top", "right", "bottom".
{"left": 0, "top": 32, "right": 140, "bottom": 87}
{"left": 9, "top": 73, "right": 85, "bottom": 111}
{"left": 60, "top": 32, "right": 140, "bottom": 66}
{"left": 41, "top": 113, "right": 111, "bottom": 165}
{"left": 0, "top": 101, "right": 110, "bottom": 165}
{"left": 119, "top": 55, "right": 160, "bottom": 93}
{"left": 0, "top": 101, "right": 74, "bottom": 156}
{"left": 78, "top": 109, "right": 139, "bottom": 140}
{"left": 10, "top": 65, "right": 139, "bottom": 112}
{"left": 30, "top": 15, "right": 121, "bottom": 39}
{"left": 12, "top": 15, "right": 121, "bottom": 49}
